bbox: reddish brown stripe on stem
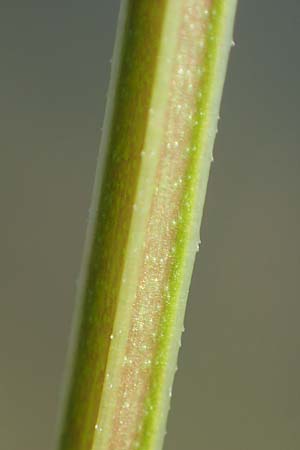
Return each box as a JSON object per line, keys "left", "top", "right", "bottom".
{"left": 108, "top": 2, "right": 214, "bottom": 449}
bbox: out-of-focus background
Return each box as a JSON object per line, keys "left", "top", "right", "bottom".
{"left": 1, "top": 2, "right": 299, "bottom": 449}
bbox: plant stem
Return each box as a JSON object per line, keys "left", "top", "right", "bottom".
{"left": 57, "top": 1, "right": 237, "bottom": 449}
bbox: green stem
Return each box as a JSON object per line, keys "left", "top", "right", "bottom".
{"left": 57, "top": 1, "right": 237, "bottom": 449}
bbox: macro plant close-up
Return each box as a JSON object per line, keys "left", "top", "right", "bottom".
{"left": 1, "top": 1, "right": 300, "bottom": 450}
{"left": 57, "top": 2, "right": 237, "bottom": 450}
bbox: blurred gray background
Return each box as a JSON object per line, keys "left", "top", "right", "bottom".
{"left": 1, "top": 1, "right": 299, "bottom": 449}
